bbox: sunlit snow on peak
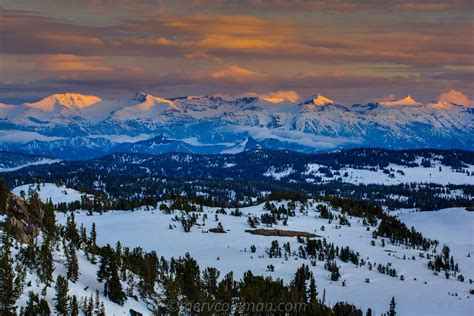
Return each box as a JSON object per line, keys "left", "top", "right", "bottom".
{"left": 380, "top": 95, "right": 422, "bottom": 106}
{"left": 26, "top": 93, "right": 102, "bottom": 111}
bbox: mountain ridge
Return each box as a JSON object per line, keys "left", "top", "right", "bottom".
{"left": 1, "top": 92, "right": 472, "bottom": 158}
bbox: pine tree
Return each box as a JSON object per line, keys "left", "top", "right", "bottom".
{"left": 289, "top": 264, "right": 310, "bottom": 302}
{"left": 107, "top": 263, "right": 126, "bottom": 305}
{"left": 43, "top": 199, "right": 56, "bottom": 237}
{"left": 0, "top": 179, "right": 8, "bottom": 214}
{"left": 87, "top": 294, "right": 94, "bottom": 316}
{"left": 95, "top": 290, "right": 100, "bottom": 310}
{"left": 66, "top": 213, "right": 80, "bottom": 245}
{"left": 70, "top": 295, "right": 79, "bottom": 316}
{"left": 25, "top": 292, "right": 39, "bottom": 315}
{"left": 38, "top": 296, "right": 51, "bottom": 315}
{"left": 54, "top": 275, "right": 69, "bottom": 315}
{"left": 99, "top": 302, "right": 106, "bottom": 316}
{"left": 24, "top": 291, "right": 51, "bottom": 316}
{"left": 38, "top": 235, "right": 54, "bottom": 286}
{"left": 389, "top": 296, "right": 396, "bottom": 316}
{"left": 203, "top": 267, "right": 220, "bottom": 296}
{"left": 97, "top": 246, "right": 126, "bottom": 305}
{"left": 309, "top": 275, "right": 317, "bottom": 303}
{"left": 138, "top": 252, "right": 158, "bottom": 298}
{"left": 21, "top": 240, "right": 36, "bottom": 270}
{"left": 0, "top": 233, "right": 24, "bottom": 315}
{"left": 89, "top": 223, "right": 97, "bottom": 264}
{"left": 66, "top": 241, "right": 79, "bottom": 282}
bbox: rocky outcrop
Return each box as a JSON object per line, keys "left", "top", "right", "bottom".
{"left": 1, "top": 193, "right": 43, "bottom": 243}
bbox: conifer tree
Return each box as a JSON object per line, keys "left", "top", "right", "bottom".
{"left": 66, "top": 241, "right": 79, "bottom": 282}
{"left": 38, "top": 235, "right": 54, "bottom": 286}
{"left": 389, "top": 296, "right": 396, "bottom": 316}
{"left": 39, "top": 297, "right": 51, "bottom": 314}
{"left": 80, "top": 224, "right": 88, "bottom": 248}
{"left": 43, "top": 199, "right": 56, "bottom": 237}
{"left": 95, "top": 290, "right": 101, "bottom": 312}
{"left": 25, "top": 292, "right": 39, "bottom": 315}
{"left": 27, "top": 191, "right": 41, "bottom": 216}
{"left": 89, "top": 223, "right": 97, "bottom": 263}
{"left": 97, "top": 246, "right": 126, "bottom": 305}
{"left": 54, "top": 275, "right": 69, "bottom": 315}
{"left": 0, "top": 179, "right": 9, "bottom": 214}
{"left": 203, "top": 267, "right": 220, "bottom": 296}
{"left": 0, "top": 233, "right": 24, "bottom": 315}
{"left": 99, "top": 302, "right": 106, "bottom": 316}
{"left": 26, "top": 294, "right": 51, "bottom": 315}
{"left": 70, "top": 295, "right": 79, "bottom": 316}
{"left": 309, "top": 274, "right": 318, "bottom": 303}
{"left": 107, "top": 262, "right": 126, "bottom": 305}
{"left": 66, "top": 213, "right": 80, "bottom": 246}
{"left": 215, "top": 272, "right": 234, "bottom": 307}
{"left": 289, "top": 264, "right": 310, "bottom": 302}
{"left": 138, "top": 252, "right": 158, "bottom": 298}
{"left": 87, "top": 294, "right": 94, "bottom": 316}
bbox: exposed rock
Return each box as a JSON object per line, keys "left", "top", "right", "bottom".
{"left": 2, "top": 193, "right": 43, "bottom": 243}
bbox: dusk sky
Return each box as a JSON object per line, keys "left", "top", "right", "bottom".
{"left": 1, "top": 0, "right": 473, "bottom": 104}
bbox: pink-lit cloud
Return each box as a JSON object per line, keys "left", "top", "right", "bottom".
{"left": 438, "top": 90, "right": 473, "bottom": 107}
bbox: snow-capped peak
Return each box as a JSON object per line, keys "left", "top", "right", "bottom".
{"left": 261, "top": 96, "right": 295, "bottom": 104}
{"left": 25, "top": 93, "right": 102, "bottom": 112}
{"left": 306, "top": 94, "right": 334, "bottom": 107}
{"left": 380, "top": 95, "right": 422, "bottom": 107}
{"left": 132, "top": 91, "right": 148, "bottom": 102}
{"left": 129, "top": 91, "right": 176, "bottom": 109}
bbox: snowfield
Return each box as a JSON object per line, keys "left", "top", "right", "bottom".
{"left": 12, "top": 183, "right": 90, "bottom": 204}
{"left": 14, "top": 245, "right": 150, "bottom": 315}
{"left": 264, "top": 166, "right": 295, "bottom": 180}
{"left": 54, "top": 203, "right": 473, "bottom": 316}
{"left": 399, "top": 208, "right": 473, "bottom": 276}
{"left": 6, "top": 182, "right": 474, "bottom": 315}
{"left": 302, "top": 162, "right": 474, "bottom": 185}
{"left": 0, "top": 158, "right": 60, "bottom": 172}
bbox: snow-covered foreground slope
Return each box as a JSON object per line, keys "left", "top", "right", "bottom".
{"left": 56, "top": 203, "right": 474, "bottom": 315}
{"left": 399, "top": 208, "right": 473, "bottom": 274}
{"left": 12, "top": 242, "right": 150, "bottom": 315}
{"left": 12, "top": 183, "right": 90, "bottom": 204}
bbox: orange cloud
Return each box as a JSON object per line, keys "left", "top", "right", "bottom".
{"left": 392, "top": 2, "right": 459, "bottom": 11}
{"left": 211, "top": 65, "right": 262, "bottom": 80}
{"left": 35, "top": 54, "right": 112, "bottom": 73}
{"left": 40, "top": 34, "right": 105, "bottom": 46}
{"left": 438, "top": 90, "right": 473, "bottom": 106}
{"left": 243, "top": 90, "right": 300, "bottom": 103}
{"left": 184, "top": 52, "right": 223, "bottom": 63}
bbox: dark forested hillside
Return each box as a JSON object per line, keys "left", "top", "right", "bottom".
{"left": 1, "top": 148, "right": 472, "bottom": 211}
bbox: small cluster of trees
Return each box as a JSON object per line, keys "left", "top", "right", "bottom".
{"left": 375, "top": 216, "right": 432, "bottom": 250}
{"left": 427, "top": 245, "right": 464, "bottom": 282}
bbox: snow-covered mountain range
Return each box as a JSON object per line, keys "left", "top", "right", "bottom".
{"left": 1, "top": 92, "right": 472, "bottom": 158}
